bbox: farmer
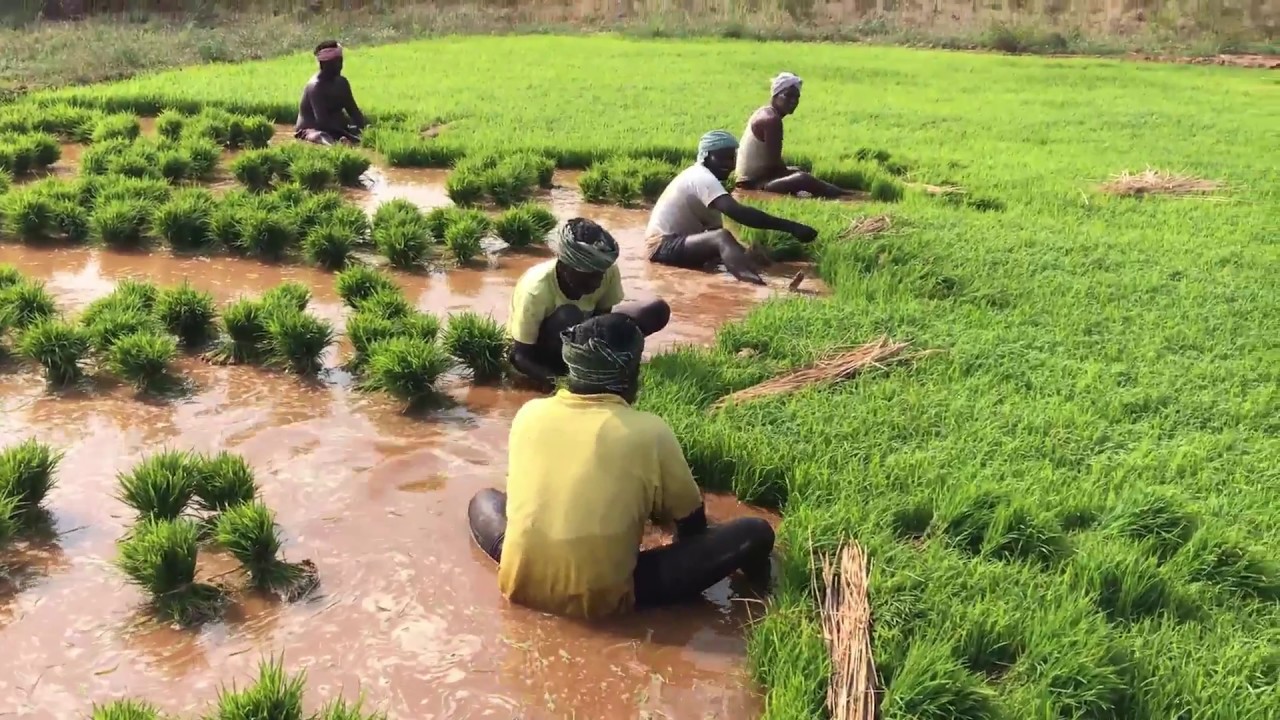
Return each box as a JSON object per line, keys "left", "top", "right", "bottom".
{"left": 735, "top": 72, "right": 854, "bottom": 198}
{"left": 469, "top": 313, "right": 775, "bottom": 619}
{"left": 645, "top": 130, "right": 818, "bottom": 286}
{"left": 506, "top": 218, "right": 670, "bottom": 388}
{"left": 294, "top": 40, "right": 367, "bottom": 146}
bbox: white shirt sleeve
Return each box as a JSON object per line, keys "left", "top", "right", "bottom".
{"left": 692, "top": 167, "right": 729, "bottom": 208}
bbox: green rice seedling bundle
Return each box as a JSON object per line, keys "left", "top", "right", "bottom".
{"left": 107, "top": 331, "right": 178, "bottom": 391}
{"left": 813, "top": 161, "right": 875, "bottom": 192}
{"left": 445, "top": 164, "right": 486, "bottom": 207}
{"left": 233, "top": 207, "right": 298, "bottom": 260}
{"left": 90, "top": 699, "right": 165, "bottom": 719}
{"left": 870, "top": 176, "right": 905, "bottom": 203}
{"left": 156, "top": 150, "right": 192, "bottom": 183}
{"left": 79, "top": 139, "right": 131, "bottom": 176}
{"left": 207, "top": 197, "right": 245, "bottom": 249}
{"left": 442, "top": 310, "right": 507, "bottom": 382}
{"left": 115, "top": 517, "right": 224, "bottom": 625}
{"left": 45, "top": 198, "right": 90, "bottom": 243}
{"left": 303, "top": 221, "right": 357, "bottom": 270}
{"left": 215, "top": 502, "right": 318, "bottom": 599}
{"left": 192, "top": 451, "right": 257, "bottom": 514}
{"left": 289, "top": 154, "right": 336, "bottom": 192}
{"left": 577, "top": 166, "right": 609, "bottom": 203}
{"left": 18, "top": 318, "right": 91, "bottom": 386}
{"left": 264, "top": 308, "right": 334, "bottom": 375}
{"left": 261, "top": 281, "right": 311, "bottom": 313}
{"left": 241, "top": 116, "right": 276, "bottom": 149}
{"left": 371, "top": 198, "right": 426, "bottom": 230}
{"left": 91, "top": 114, "right": 141, "bottom": 144}
{"left": 482, "top": 155, "right": 541, "bottom": 207}
{"left": 153, "top": 281, "right": 218, "bottom": 348}
{"left": 106, "top": 143, "right": 161, "bottom": 180}
{"left": 631, "top": 158, "right": 679, "bottom": 202}
{"left": 154, "top": 110, "right": 186, "bottom": 142}
{"left": 494, "top": 202, "right": 557, "bottom": 248}
{"left": 356, "top": 286, "right": 414, "bottom": 321}
{"left": 360, "top": 336, "right": 454, "bottom": 408}
{"left": 607, "top": 174, "right": 642, "bottom": 207}
{"left": 0, "top": 495, "right": 15, "bottom": 543}
{"left": 344, "top": 311, "right": 399, "bottom": 371}
{"left": 444, "top": 213, "right": 488, "bottom": 264}
{"left": 330, "top": 204, "right": 371, "bottom": 246}
{"left": 374, "top": 219, "right": 431, "bottom": 269}
{"left": 207, "top": 298, "right": 269, "bottom": 364}
{"left": 367, "top": 126, "right": 464, "bottom": 168}
{"left": 0, "top": 168, "right": 10, "bottom": 196}
{"left": 149, "top": 188, "right": 215, "bottom": 251}
{"left": 212, "top": 657, "right": 307, "bottom": 717}
{"left": 117, "top": 449, "right": 200, "bottom": 521}
{"left": 82, "top": 278, "right": 160, "bottom": 323}
{"left": 0, "top": 278, "right": 58, "bottom": 331}
{"left": 84, "top": 307, "right": 166, "bottom": 353}
{"left": 230, "top": 149, "right": 277, "bottom": 192}
{"left": 423, "top": 206, "right": 456, "bottom": 241}
{"left": 0, "top": 133, "right": 62, "bottom": 174}
{"left": 2, "top": 103, "right": 99, "bottom": 141}
{"left": 292, "top": 191, "right": 344, "bottom": 235}
{"left": 93, "top": 177, "right": 172, "bottom": 211}
{"left": 1, "top": 191, "right": 57, "bottom": 241}
{"left": 315, "top": 697, "right": 386, "bottom": 720}
{"left": 180, "top": 138, "right": 220, "bottom": 181}
{"left": 0, "top": 264, "right": 21, "bottom": 291}
{"left": 1178, "top": 528, "right": 1280, "bottom": 601}
{"left": 332, "top": 147, "right": 372, "bottom": 186}
{"left": 0, "top": 439, "right": 63, "bottom": 522}
{"left": 184, "top": 108, "right": 268, "bottom": 150}
{"left": 91, "top": 199, "right": 155, "bottom": 249}
{"left": 335, "top": 265, "right": 398, "bottom": 309}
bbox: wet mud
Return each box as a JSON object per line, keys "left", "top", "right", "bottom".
{"left": 0, "top": 146, "right": 806, "bottom": 717}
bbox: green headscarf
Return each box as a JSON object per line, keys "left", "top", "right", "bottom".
{"left": 697, "top": 130, "right": 739, "bottom": 163}
{"left": 554, "top": 218, "right": 619, "bottom": 274}
{"left": 560, "top": 315, "right": 644, "bottom": 394}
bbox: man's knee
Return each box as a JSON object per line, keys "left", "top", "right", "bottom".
{"left": 636, "top": 298, "right": 670, "bottom": 336}
{"left": 723, "top": 516, "right": 776, "bottom": 554}
{"left": 711, "top": 228, "right": 738, "bottom": 250}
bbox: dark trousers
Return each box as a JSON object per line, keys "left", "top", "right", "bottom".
{"left": 468, "top": 488, "right": 775, "bottom": 608}
{"left": 527, "top": 299, "right": 671, "bottom": 376}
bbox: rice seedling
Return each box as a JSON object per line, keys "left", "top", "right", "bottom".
{"left": 444, "top": 213, "right": 488, "bottom": 265}
{"left": 91, "top": 699, "right": 165, "bottom": 720}
{"left": 155, "top": 110, "right": 186, "bottom": 141}
{"left": 422, "top": 206, "right": 455, "bottom": 241}
{"left": 329, "top": 204, "right": 371, "bottom": 246}
{"left": 80, "top": 138, "right": 130, "bottom": 176}
{"left": 115, "top": 517, "right": 224, "bottom": 625}
{"left": 215, "top": 502, "right": 318, "bottom": 599}
{"left": 344, "top": 312, "right": 400, "bottom": 371}
{"left": 335, "top": 266, "right": 399, "bottom": 309}
{"left": 332, "top": 147, "right": 372, "bottom": 186}
{"left": 442, "top": 311, "right": 507, "bottom": 383}
{"left": 108, "top": 331, "right": 178, "bottom": 391}
{"left": 157, "top": 150, "right": 192, "bottom": 183}
{"left": 230, "top": 149, "right": 277, "bottom": 192}
{"left": 49, "top": 199, "right": 91, "bottom": 243}
{"left": 261, "top": 281, "right": 311, "bottom": 313}
{"left": 292, "top": 191, "right": 344, "bottom": 234}
{"left": 264, "top": 309, "right": 334, "bottom": 375}
{"left": 94, "top": 176, "right": 172, "bottom": 206}
{"left": 608, "top": 174, "right": 642, "bottom": 207}
{"left": 1, "top": 191, "right": 57, "bottom": 241}
{"left": 814, "top": 162, "right": 873, "bottom": 191}
{"left": 1178, "top": 528, "right": 1280, "bottom": 601}
{"left": 180, "top": 138, "right": 220, "bottom": 180}
{"left": 207, "top": 298, "right": 268, "bottom": 364}
{"left": 445, "top": 165, "right": 485, "bottom": 207}
{"left": 0, "top": 168, "right": 10, "bottom": 196}
{"left": 289, "top": 155, "right": 336, "bottom": 192}
{"left": 212, "top": 656, "right": 307, "bottom": 718}
{"left": 192, "top": 451, "right": 258, "bottom": 514}
{"left": 149, "top": 190, "right": 215, "bottom": 251}
{"left": 91, "top": 199, "right": 154, "bottom": 249}
{"left": 577, "top": 166, "right": 609, "bottom": 203}
{"left": 110, "top": 278, "right": 161, "bottom": 312}
{"left": 371, "top": 198, "right": 425, "bottom": 229}
{"left": 482, "top": 162, "right": 537, "bottom": 207}
{"left": 0, "top": 264, "right": 21, "bottom": 291}
{"left": 315, "top": 697, "right": 387, "bottom": 720}
{"left": 91, "top": 113, "right": 141, "bottom": 144}
{"left": 870, "top": 176, "right": 905, "bottom": 202}
{"left": 0, "top": 278, "right": 58, "bottom": 330}
{"left": 1104, "top": 489, "right": 1199, "bottom": 560}
{"left": 373, "top": 220, "right": 431, "bottom": 269}
{"left": 0, "top": 439, "right": 63, "bottom": 521}
{"left": 494, "top": 202, "right": 556, "bottom": 248}
{"left": 13, "top": 133, "right": 61, "bottom": 169}
{"left": 360, "top": 289, "right": 416, "bottom": 323}
{"left": 17, "top": 318, "right": 89, "bottom": 386}
{"left": 740, "top": 226, "right": 808, "bottom": 262}
{"left": 116, "top": 450, "right": 201, "bottom": 521}
{"left": 153, "top": 282, "right": 218, "bottom": 348}
{"left": 233, "top": 208, "right": 298, "bottom": 260}
{"left": 360, "top": 337, "right": 455, "bottom": 408}
{"left": 241, "top": 115, "right": 276, "bottom": 149}
{"left": 302, "top": 222, "right": 355, "bottom": 271}
{"left": 84, "top": 307, "right": 165, "bottom": 353}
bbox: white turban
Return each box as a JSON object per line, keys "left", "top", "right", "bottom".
{"left": 771, "top": 72, "right": 802, "bottom": 97}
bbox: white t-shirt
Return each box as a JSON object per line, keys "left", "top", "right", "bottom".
{"left": 645, "top": 164, "right": 729, "bottom": 244}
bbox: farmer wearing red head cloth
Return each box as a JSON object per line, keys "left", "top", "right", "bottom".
{"left": 294, "top": 40, "right": 367, "bottom": 146}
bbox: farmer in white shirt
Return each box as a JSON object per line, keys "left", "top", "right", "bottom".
{"left": 644, "top": 130, "right": 817, "bottom": 285}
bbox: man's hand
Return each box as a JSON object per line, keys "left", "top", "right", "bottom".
{"left": 791, "top": 224, "right": 818, "bottom": 243}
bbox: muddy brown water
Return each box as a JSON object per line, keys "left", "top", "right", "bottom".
{"left": 0, "top": 147, "right": 806, "bottom": 717}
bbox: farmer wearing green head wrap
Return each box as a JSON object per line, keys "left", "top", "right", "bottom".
{"left": 507, "top": 218, "right": 670, "bottom": 389}
{"left": 469, "top": 313, "right": 777, "bottom": 619}
{"left": 646, "top": 130, "right": 818, "bottom": 285}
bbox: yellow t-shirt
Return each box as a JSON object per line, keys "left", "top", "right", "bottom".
{"left": 506, "top": 260, "right": 625, "bottom": 345}
{"left": 498, "top": 390, "right": 704, "bottom": 619}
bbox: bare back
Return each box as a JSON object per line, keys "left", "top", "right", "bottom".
{"left": 735, "top": 106, "right": 784, "bottom": 184}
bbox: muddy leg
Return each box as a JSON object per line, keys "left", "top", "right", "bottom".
{"left": 612, "top": 298, "right": 670, "bottom": 337}
{"left": 760, "top": 171, "right": 851, "bottom": 198}
{"left": 467, "top": 488, "right": 508, "bottom": 562}
{"left": 632, "top": 517, "right": 776, "bottom": 607}
{"left": 534, "top": 304, "right": 588, "bottom": 374}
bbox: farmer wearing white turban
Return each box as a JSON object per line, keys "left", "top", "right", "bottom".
{"left": 644, "top": 130, "right": 818, "bottom": 285}
{"left": 735, "top": 71, "right": 855, "bottom": 198}
{"left": 294, "top": 40, "right": 367, "bottom": 146}
{"left": 506, "top": 218, "right": 670, "bottom": 389}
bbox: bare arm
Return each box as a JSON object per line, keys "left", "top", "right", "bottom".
{"left": 673, "top": 504, "right": 709, "bottom": 540}
{"left": 341, "top": 78, "right": 367, "bottom": 128}
{"left": 710, "top": 194, "right": 816, "bottom": 241}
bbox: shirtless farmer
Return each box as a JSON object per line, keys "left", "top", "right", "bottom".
{"left": 735, "top": 72, "right": 854, "bottom": 198}
{"left": 645, "top": 130, "right": 817, "bottom": 286}
{"left": 294, "top": 41, "right": 367, "bottom": 146}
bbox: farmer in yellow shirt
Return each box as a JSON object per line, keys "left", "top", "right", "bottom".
{"left": 468, "top": 313, "right": 775, "bottom": 618}
{"left": 506, "top": 217, "right": 669, "bottom": 388}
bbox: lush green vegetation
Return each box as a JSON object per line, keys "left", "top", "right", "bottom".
{"left": 4, "top": 35, "right": 1279, "bottom": 719}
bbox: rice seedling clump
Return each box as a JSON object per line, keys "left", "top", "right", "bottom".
{"left": 0, "top": 278, "right": 58, "bottom": 330}
{"left": 360, "top": 336, "right": 454, "bottom": 408}
{"left": 289, "top": 154, "right": 336, "bottom": 192}
{"left": 357, "top": 286, "right": 414, "bottom": 320}
{"left": 230, "top": 149, "right": 277, "bottom": 192}
{"left": 261, "top": 281, "right": 312, "bottom": 313}
{"left": 445, "top": 163, "right": 486, "bottom": 207}
{"left": 150, "top": 189, "right": 215, "bottom": 251}
{"left": 181, "top": 139, "right": 220, "bottom": 180}
{"left": 84, "top": 307, "right": 165, "bottom": 353}
{"left": 91, "top": 699, "right": 165, "bottom": 720}
{"left": 442, "top": 311, "right": 507, "bottom": 382}
{"left": 117, "top": 450, "right": 200, "bottom": 521}
{"left": 207, "top": 298, "right": 269, "bottom": 364}
{"left": 18, "top": 318, "right": 90, "bottom": 386}
{"left": 154, "top": 110, "right": 186, "bottom": 141}
{"left": 153, "top": 281, "right": 218, "bottom": 349}
{"left": 91, "top": 113, "right": 141, "bottom": 144}
{"left": 215, "top": 501, "right": 318, "bottom": 600}
{"left": 212, "top": 657, "right": 307, "bottom": 718}
{"left": 233, "top": 208, "right": 298, "bottom": 260}
{"left": 91, "top": 199, "right": 155, "bottom": 249}
{"left": 303, "top": 221, "right": 357, "bottom": 270}
{"left": 263, "top": 308, "right": 334, "bottom": 375}
{"left": 374, "top": 220, "right": 431, "bottom": 269}
{"left": 1, "top": 191, "right": 57, "bottom": 241}
{"left": 0, "top": 264, "right": 22, "bottom": 291}
{"left": 333, "top": 147, "right": 372, "bottom": 186}
{"left": 0, "top": 439, "right": 63, "bottom": 522}
{"left": 192, "top": 451, "right": 258, "bottom": 514}
{"left": 443, "top": 213, "right": 489, "bottom": 264}
{"left": 494, "top": 203, "right": 557, "bottom": 248}
{"left": 335, "top": 266, "right": 399, "bottom": 309}
{"left": 577, "top": 157, "right": 679, "bottom": 206}
{"left": 107, "top": 331, "right": 178, "bottom": 391}
{"left": 115, "top": 517, "right": 224, "bottom": 625}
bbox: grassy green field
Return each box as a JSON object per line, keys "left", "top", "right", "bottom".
{"left": 20, "top": 35, "right": 1280, "bottom": 718}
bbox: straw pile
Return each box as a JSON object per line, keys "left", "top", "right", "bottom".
{"left": 820, "top": 543, "right": 878, "bottom": 720}
{"left": 712, "top": 336, "right": 931, "bottom": 410}
{"left": 840, "top": 215, "right": 893, "bottom": 239}
{"left": 1101, "top": 169, "right": 1222, "bottom": 196}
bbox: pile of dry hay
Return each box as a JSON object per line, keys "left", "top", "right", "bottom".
{"left": 712, "top": 336, "right": 935, "bottom": 410}
{"left": 1101, "top": 169, "right": 1223, "bottom": 197}
{"left": 819, "top": 543, "right": 879, "bottom": 720}
{"left": 840, "top": 215, "right": 893, "bottom": 239}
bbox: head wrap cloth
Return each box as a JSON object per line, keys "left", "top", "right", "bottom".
{"left": 697, "top": 130, "right": 738, "bottom": 163}
{"left": 553, "top": 218, "right": 619, "bottom": 274}
{"left": 772, "top": 72, "right": 802, "bottom": 97}
{"left": 316, "top": 45, "right": 343, "bottom": 62}
{"left": 560, "top": 323, "right": 644, "bottom": 393}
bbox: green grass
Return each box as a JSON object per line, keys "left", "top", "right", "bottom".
{"left": 10, "top": 36, "right": 1280, "bottom": 719}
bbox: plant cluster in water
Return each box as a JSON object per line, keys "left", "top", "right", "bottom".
{"left": 0, "top": 439, "right": 63, "bottom": 543}
{"left": 444, "top": 152, "right": 553, "bottom": 208}
{"left": 204, "top": 280, "right": 334, "bottom": 375}
{"left": 230, "top": 143, "right": 370, "bottom": 192}
{"left": 578, "top": 156, "right": 679, "bottom": 206}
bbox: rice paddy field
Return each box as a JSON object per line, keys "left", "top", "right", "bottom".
{"left": 1, "top": 33, "right": 1278, "bottom": 719}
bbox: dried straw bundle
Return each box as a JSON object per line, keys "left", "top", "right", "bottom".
{"left": 1101, "top": 169, "right": 1222, "bottom": 197}
{"left": 712, "top": 336, "right": 932, "bottom": 410}
{"left": 820, "top": 543, "right": 878, "bottom": 720}
{"left": 840, "top": 215, "right": 893, "bottom": 239}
